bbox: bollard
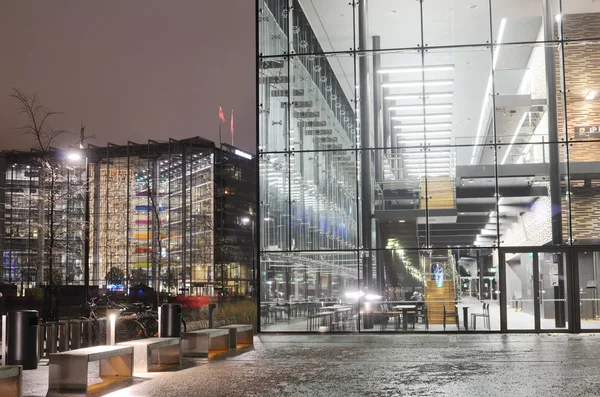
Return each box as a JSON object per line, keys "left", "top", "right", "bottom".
{"left": 160, "top": 304, "right": 182, "bottom": 337}
{"left": 7, "top": 310, "right": 39, "bottom": 370}
{"left": 38, "top": 323, "right": 45, "bottom": 360}
{"left": 69, "top": 320, "right": 82, "bottom": 350}
{"left": 81, "top": 320, "right": 92, "bottom": 347}
{"left": 57, "top": 321, "right": 69, "bottom": 351}
{"left": 45, "top": 322, "right": 58, "bottom": 355}
{"left": 208, "top": 303, "right": 217, "bottom": 329}
{"left": 106, "top": 314, "right": 117, "bottom": 346}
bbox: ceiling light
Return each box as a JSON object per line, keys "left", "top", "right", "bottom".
{"left": 378, "top": 65, "right": 454, "bottom": 74}
{"left": 493, "top": 18, "right": 507, "bottom": 70}
{"left": 398, "top": 220, "right": 406, "bottom": 223}
{"left": 385, "top": 93, "right": 453, "bottom": 101}
{"left": 389, "top": 104, "right": 453, "bottom": 111}
{"left": 555, "top": 14, "right": 562, "bottom": 23}
{"left": 468, "top": 179, "right": 475, "bottom": 183}
{"left": 585, "top": 90, "right": 598, "bottom": 100}
{"left": 382, "top": 80, "right": 454, "bottom": 89}
{"left": 392, "top": 114, "right": 452, "bottom": 121}
{"left": 393, "top": 122, "right": 452, "bottom": 130}
{"left": 468, "top": 5, "right": 478, "bottom": 9}
{"left": 501, "top": 112, "right": 528, "bottom": 165}
{"left": 396, "top": 130, "right": 451, "bottom": 137}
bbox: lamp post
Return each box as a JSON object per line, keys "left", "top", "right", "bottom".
{"left": 241, "top": 217, "right": 255, "bottom": 300}
{"left": 67, "top": 150, "right": 90, "bottom": 301}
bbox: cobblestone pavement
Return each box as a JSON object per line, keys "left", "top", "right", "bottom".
{"left": 22, "top": 333, "right": 600, "bottom": 397}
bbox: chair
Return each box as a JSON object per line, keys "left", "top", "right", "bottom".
{"left": 378, "top": 304, "right": 399, "bottom": 331}
{"left": 443, "top": 303, "right": 459, "bottom": 330}
{"left": 412, "top": 303, "right": 429, "bottom": 330}
{"left": 471, "top": 303, "right": 490, "bottom": 330}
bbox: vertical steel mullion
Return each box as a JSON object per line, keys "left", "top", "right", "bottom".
{"left": 181, "top": 146, "right": 187, "bottom": 295}
{"left": 418, "top": 0, "right": 430, "bottom": 250}
{"left": 65, "top": 168, "right": 70, "bottom": 285}
{"left": 498, "top": 249, "right": 507, "bottom": 332}
{"left": 104, "top": 146, "right": 110, "bottom": 288}
{"left": 125, "top": 145, "right": 131, "bottom": 293}
{"left": 167, "top": 142, "right": 172, "bottom": 295}
{"left": 533, "top": 252, "right": 541, "bottom": 331}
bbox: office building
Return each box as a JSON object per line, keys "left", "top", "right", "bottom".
{"left": 0, "top": 138, "right": 256, "bottom": 297}
{"left": 257, "top": 0, "right": 600, "bottom": 332}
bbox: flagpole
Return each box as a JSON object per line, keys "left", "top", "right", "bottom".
{"left": 219, "top": 122, "right": 222, "bottom": 148}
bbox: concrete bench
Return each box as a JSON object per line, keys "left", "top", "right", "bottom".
{"left": 181, "top": 329, "right": 230, "bottom": 357}
{"left": 49, "top": 345, "right": 133, "bottom": 392}
{"left": 118, "top": 337, "right": 180, "bottom": 373}
{"left": 219, "top": 324, "right": 254, "bottom": 349}
{"left": 0, "top": 365, "right": 22, "bottom": 397}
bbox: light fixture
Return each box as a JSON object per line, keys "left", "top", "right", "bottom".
{"left": 389, "top": 104, "right": 453, "bottom": 111}
{"left": 555, "top": 14, "right": 562, "bottom": 23}
{"left": 378, "top": 65, "right": 454, "bottom": 74}
{"left": 382, "top": 80, "right": 454, "bottom": 89}
{"left": 585, "top": 90, "right": 598, "bottom": 100}
{"left": 493, "top": 18, "right": 507, "bottom": 69}
{"left": 501, "top": 112, "right": 528, "bottom": 164}
{"left": 393, "top": 123, "right": 452, "bottom": 130}
{"left": 66, "top": 152, "right": 82, "bottom": 161}
{"left": 397, "top": 131, "right": 452, "bottom": 138}
{"left": 391, "top": 114, "right": 452, "bottom": 121}
{"left": 385, "top": 93, "right": 453, "bottom": 101}
{"left": 398, "top": 220, "right": 406, "bottom": 223}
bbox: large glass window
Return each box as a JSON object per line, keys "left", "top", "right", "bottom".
{"left": 257, "top": 0, "right": 600, "bottom": 333}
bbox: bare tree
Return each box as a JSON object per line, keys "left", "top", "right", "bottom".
{"left": 10, "top": 89, "right": 87, "bottom": 290}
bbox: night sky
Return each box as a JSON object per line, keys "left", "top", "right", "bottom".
{"left": 0, "top": 0, "right": 256, "bottom": 153}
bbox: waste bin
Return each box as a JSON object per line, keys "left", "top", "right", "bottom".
{"left": 160, "top": 303, "right": 182, "bottom": 337}
{"left": 7, "top": 310, "right": 39, "bottom": 370}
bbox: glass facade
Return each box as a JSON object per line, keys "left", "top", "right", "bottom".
{"left": 257, "top": 0, "right": 600, "bottom": 332}
{"left": 0, "top": 138, "right": 256, "bottom": 298}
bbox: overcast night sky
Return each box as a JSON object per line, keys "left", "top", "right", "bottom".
{"left": 0, "top": 0, "right": 256, "bottom": 153}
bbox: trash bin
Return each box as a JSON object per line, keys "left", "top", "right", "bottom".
{"left": 7, "top": 310, "right": 39, "bottom": 370}
{"left": 160, "top": 303, "right": 182, "bottom": 337}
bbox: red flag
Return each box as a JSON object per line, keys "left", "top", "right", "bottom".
{"left": 219, "top": 105, "right": 225, "bottom": 123}
{"left": 230, "top": 109, "right": 234, "bottom": 136}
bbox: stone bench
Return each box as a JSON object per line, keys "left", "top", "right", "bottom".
{"left": 219, "top": 324, "right": 254, "bottom": 349}
{"left": 49, "top": 345, "right": 133, "bottom": 392}
{"left": 0, "top": 365, "right": 22, "bottom": 397}
{"left": 181, "top": 329, "right": 230, "bottom": 357}
{"left": 118, "top": 337, "right": 180, "bottom": 373}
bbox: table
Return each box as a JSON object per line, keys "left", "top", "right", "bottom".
{"left": 392, "top": 305, "right": 417, "bottom": 331}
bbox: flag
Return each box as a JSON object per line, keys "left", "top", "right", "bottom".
{"left": 230, "top": 109, "right": 234, "bottom": 136}
{"left": 219, "top": 105, "right": 225, "bottom": 123}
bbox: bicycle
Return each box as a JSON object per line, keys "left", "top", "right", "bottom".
{"left": 80, "top": 297, "right": 104, "bottom": 345}
{"left": 105, "top": 295, "right": 148, "bottom": 342}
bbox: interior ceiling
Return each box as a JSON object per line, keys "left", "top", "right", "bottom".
{"left": 293, "top": 0, "right": 600, "bottom": 250}
{"left": 299, "top": 0, "right": 600, "bottom": 151}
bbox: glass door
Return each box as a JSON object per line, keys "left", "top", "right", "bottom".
{"left": 500, "top": 249, "right": 569, "bottom": 332}
{"left": 575, "top": 249, "right": 600, "bottom": 331}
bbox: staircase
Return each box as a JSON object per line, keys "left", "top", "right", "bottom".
{"left": 425, "top": 280, "right": 457, "bottom": 325}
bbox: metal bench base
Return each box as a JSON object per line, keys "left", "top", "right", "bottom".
{"left": 182, "top": 329, "right": 230, "bottom": 357}
{"left": 0, "top": 366, "right": 22, "bottom": 397}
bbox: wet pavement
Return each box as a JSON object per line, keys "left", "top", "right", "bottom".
{"left": 22, "top": 333, "right": 600, "bottom": 396}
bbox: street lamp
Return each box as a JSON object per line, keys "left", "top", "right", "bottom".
{"left": 67, "top": 149, "right": 90, "bottom": 301}
{"left": 241, "top": 217, "right": 256, "bottom": 300}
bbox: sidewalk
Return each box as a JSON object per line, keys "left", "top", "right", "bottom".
{"left": 22, "top": 333, "right": 600, "bottom": 396}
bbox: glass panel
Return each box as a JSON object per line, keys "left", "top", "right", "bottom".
{"left": 423, "top": 0, "right": 491, "bottom": 47}
{"left": 504, "top": 251, "right": 536, "bottom": 330}
{"left": 259, "top": 152, "right": 290, "bottom": 251}
{"left": 564, "top": 41, "right": 600, "bottom": 142}
{"left": 259, "top": 250, "right": 359, "bottom": 332}
{"left": 420, "top": 46, "right": 493, "bottom": 147}
{"left": 258, "top": 0, "right": 288, "bottom": 57}
{"left": 497, "top": 143, "right": 569, "bottom": 247}
{"left": 290, "top": 54, "right": 356, "bottom": 151}
{"left": 367, "top": 1, "right": 421, "bottom": 50}
{"left": 291, "top": 150, "right": 358, "bottom": 251}
{"left": 491, "top": 0, "right": 560, "bottom": 44}
{"left": 568, "top": 141, "right": 600, "bottom": 245}
{"left": 538, "top": 252, "right": 568, "bottom": 330}
{"left": 456, "top": 145, "right": 498, "bottom": 249}
{"left": 561, "top": 5, "right": 600, "bottom": 41}
{"left": 292, "top": 0, "right": 354, "bottom": 54}
{"left": 494, "top": 43, "right": 565, "bottom": 144}
{"left": 577, "top": 250, "right": 600, "bottom": 330}
{"left": 359, "top": 248, "right": 499, "bottom": 332}
{"left": 259, "top": 56, "right": 289, "bottom": 153}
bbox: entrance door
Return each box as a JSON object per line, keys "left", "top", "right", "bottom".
{"left": 500, "top": 249, "right": 569, "bottom": 332}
